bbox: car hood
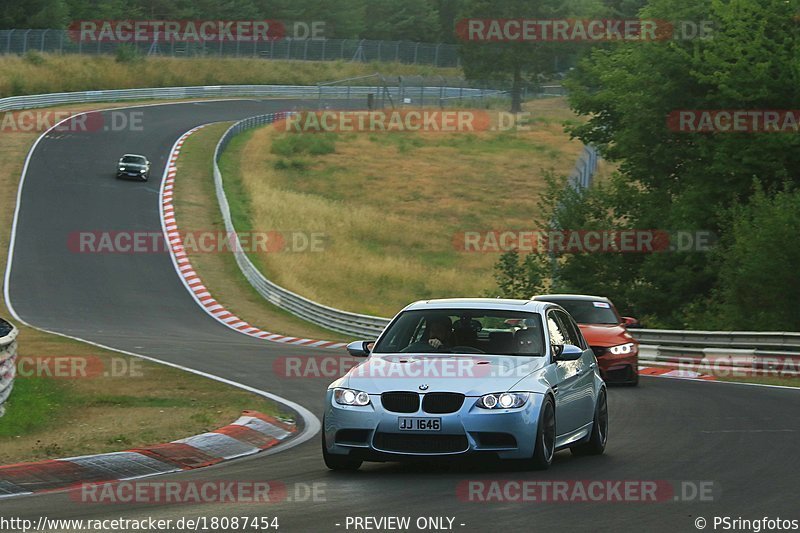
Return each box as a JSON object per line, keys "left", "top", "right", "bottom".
{"left": 341, "top": 354, "right": 549, "bottom": 395}
{"left": 577, "top": 324, "right": 635, "bottom": 347}
{"left": 120, "top": 163, "right": 146, "bottom": 169}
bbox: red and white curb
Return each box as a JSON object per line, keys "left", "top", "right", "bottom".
{"left": 0, "top": 411, "right": 295, "bottom": 499}
{"left": 160, "top": 126, "right": 346, "bottom": 350}
{"left": 638, "top": 365, "right": 716, "bottom": 381}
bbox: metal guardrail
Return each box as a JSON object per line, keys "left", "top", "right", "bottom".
{"left": 631, "top": 329, "right": 800, "bottom": 351}
{"left": 0, "top": 319, "right": 19, "bottom": 418}
{"left": 634, "top": 330, "right": 800, "bottom": 377}
{"left": 0, "top": 84, "right": 511, "bottom": 113}
{"left": 213, "top": 113, "right": 391, "bottom": 339}
{"left": 1, "top": 30, "right": 462, "bottom": 67}
{"left": 569, "top": 145, "right": 599, "bottom": 190}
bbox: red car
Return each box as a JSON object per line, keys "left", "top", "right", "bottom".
{"left": 532, "top": 294, "right": 640, "bottom": 385}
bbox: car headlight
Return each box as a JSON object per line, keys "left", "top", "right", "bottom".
{"left": 333, "top": 388, "right": 371, "bottom": 406}
{"left": 608, "top": 342, "right": 637, "bottom": 355}
{"left": 476, "top": 392, "right": 529, "bottom": 409}
{"left": 139, "top": 169, "right": 146, "bottom": 173}
{"left": 119, "top": 167, "right": 125, "bottom": 171}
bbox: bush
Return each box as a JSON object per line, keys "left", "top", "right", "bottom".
{"left": 115, "top": 44, "right": 142, "bottom": 64}
{"left": 23, "top": 51, "right": 46, "bottom": 66}
{"left": 698, "top": 184, "right": 800, "bottom": 330}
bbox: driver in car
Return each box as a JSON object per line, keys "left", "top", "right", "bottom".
{"left": 403, "top": 316, "right": 453, "bottom": 352}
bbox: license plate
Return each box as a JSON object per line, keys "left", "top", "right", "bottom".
{"left": 398, "top": 417, "right": 441, "bottom": 431}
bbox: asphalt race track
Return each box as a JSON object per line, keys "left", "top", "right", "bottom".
{"left": 2, "top": 100, "right": 799, "bottom": 532}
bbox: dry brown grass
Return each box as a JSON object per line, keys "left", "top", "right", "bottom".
{"left": 223, "top": 97, "right": 583, "bottom": 317}
{"left": 0, "top": 54, "right": 461, "bottom": 97}
{"left": 0, "top": 102, "right": 281, "bottom": 464}
{"left": 172, "top": 123, "right": 351, "bottom": 341}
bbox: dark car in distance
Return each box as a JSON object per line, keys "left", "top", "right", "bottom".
{"left": 117, "top": 154, "right": 150, "bottom": 181}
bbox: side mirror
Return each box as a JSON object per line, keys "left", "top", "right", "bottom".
{"left": 346, "top": 340, "right": 373, "bottom": 358}
{"left": 553, "top": 344, "right": 583, "bottom": 361}
{"left": 621, "top": 316, "right": 642, "bottom": 329}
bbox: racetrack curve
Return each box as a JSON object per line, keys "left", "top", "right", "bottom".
{"left": 2, "top": 100, "right": 799, "bottom": 532}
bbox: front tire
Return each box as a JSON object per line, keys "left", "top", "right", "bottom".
{"left": 528, "top": 395, "right": 556, "bottom": 470}
{"left": 321, "top": 425, "right": 362, "bottom": 471}
{"left": 571, "top": 388, "right": 608, "bottom": 456}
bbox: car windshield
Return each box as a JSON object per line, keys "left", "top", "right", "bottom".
{"left": 545, "top": 300, "right": 619, "bottom": 325}
{"left": 372, "top": 309, "right": 545, "bottom": 356}
{"left": 121, "top": 156, "right": 146, "bottom": 164}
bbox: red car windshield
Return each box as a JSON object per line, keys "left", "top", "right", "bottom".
{"left": 545, "top": 300, "right": 619, "bottom": 325}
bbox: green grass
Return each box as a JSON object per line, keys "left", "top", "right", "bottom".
{"left": 0, "top": 378, "right": 73, "bottom": 437}
{"left": 219, "top": 131, "right": 258, "bottom": 235}
{"left": 717, "top": 376, "right": 800, "bottom": 388}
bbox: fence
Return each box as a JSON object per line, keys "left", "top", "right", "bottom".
{"left": 0, "top": 319, "right": 19, "bottom": 418}
{"left": 0, "top": 30, "right": 462, "bottom": 67}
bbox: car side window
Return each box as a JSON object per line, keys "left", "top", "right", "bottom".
{"left": 546, "top": 312, "right": 567, "bottom": 347}
{"left": 555, "top": 310, "right": 586, "bottom": 350}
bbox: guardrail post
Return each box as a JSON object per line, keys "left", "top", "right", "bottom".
{"left": 6, "top": 29, "right": 13, "bottom": 54}
{"left": 40, "top": 29, "right": 48, "bottom": 52}
{"left": 434, "top": 43, "right": 441, "bottom": 67}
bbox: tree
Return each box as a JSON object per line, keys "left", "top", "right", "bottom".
{"left": 362, "top": 0, "right": 438, "bottom": 42}
{"left": 557, "top": 0, "right": 800, "bottom": 326}
{"left": 697, "top": 185, "right": 800, "bottom": 330}
{"left": 458, "top": 0, "right": 605, "bottom": 112}
{"left": 491, "top": 249, "right": 549, "bottom": 299}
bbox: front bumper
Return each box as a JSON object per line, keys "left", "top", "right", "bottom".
{"left": 117, "top": 170, "right": 147, "bottom": 179}
{"left": 323, "top": 390, "right": 545, "bottom": 461}
{"left": 597, "top": 351, "right": 638, "bottom": 383}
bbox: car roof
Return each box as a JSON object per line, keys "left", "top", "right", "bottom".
{"left": 121, "top": 154, "right": 147, "bottom": 159}
{"left": 403, "top": 298, "right": 550, "bottom": 313}
{"left": 533, "top": 294, "right": 613, "bottom": 304}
